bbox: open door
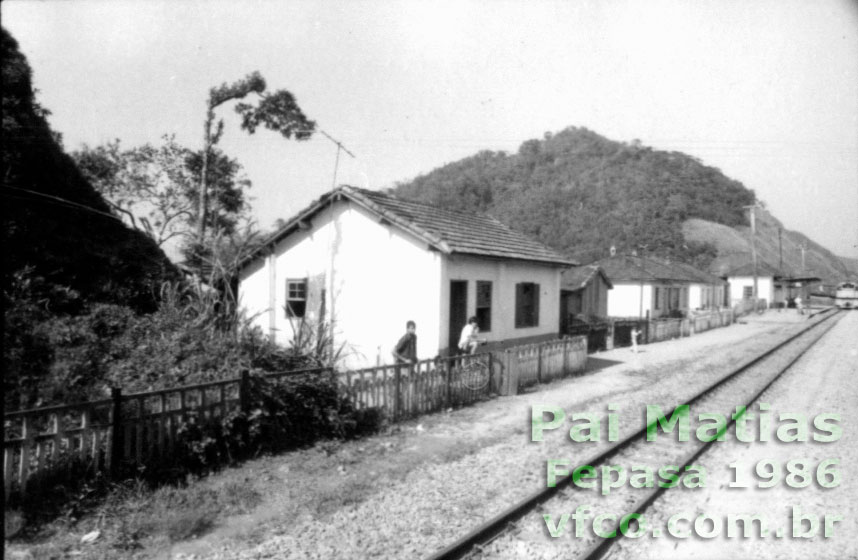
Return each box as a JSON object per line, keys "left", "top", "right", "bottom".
{"left": 449, "top": 280, "right": 468, "bottom": 354}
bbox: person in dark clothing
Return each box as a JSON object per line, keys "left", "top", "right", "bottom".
{"left": 393, "top": 320, "right": 417, "bottom": 364}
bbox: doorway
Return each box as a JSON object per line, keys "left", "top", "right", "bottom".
{"left": 449, "top": 280, "right": 468, "bottom": 353}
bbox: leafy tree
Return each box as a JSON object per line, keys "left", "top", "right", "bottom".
{"left": 73, "top": 137, "right": 252, "bottom": 256}
{"left": 195, "top": 72, "right": 316, "bottom": 254}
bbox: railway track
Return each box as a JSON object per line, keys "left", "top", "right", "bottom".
{"left": 425, "top": 307, "right": 843, "bottom": 560}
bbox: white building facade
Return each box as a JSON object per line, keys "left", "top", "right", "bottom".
{"left": 237, "top": 186, "right": 572, "bottom": 368}
{"left": 597, "top": 255, "right": 724, "bottom": 319}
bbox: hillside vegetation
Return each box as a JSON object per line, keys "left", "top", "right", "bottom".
{"left": 1, "top": 29, "right": 315, "bottom": 410}
{"left": 684, "top": 212, "right": 855, "bottom": 283}
{"left": 2, "top": 29, "right": 178, "bottom": 311}
{"left": 393, "top": 127, "right": 853, "bottom": 281}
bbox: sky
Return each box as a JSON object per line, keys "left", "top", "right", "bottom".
{"left": 4, "top": 0, "right": 858, "bottom": 258}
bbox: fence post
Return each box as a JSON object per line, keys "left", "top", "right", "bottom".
{"left": 536, "top": 344, "right": 543, "bottom": 384}
{"left": 394, "top": 365, "right": 402, "bottom": 421}
{"left": 487, "top": 352, "right": 494, "bottom": 394}
{"left": 445, "top": 360, "right": 452, "bottom": 408}
{"left": 562, "top": 337, "right": 569, "bottom": 376}
{"left": 239, "top": 369, "right": 251, "bottom": 414}
{"left": 19, "top": 416, "right": 33, "bottom": 496}
{"left": 109, "top": 387, "right": 123, "bottom": 479}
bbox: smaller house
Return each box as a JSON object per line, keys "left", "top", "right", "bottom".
{"left": 595, "top": 254, "right": 725, "bottom": 319}
{"left": 708, "top": 254, "right": 823, "bottom": 308}
{"left": 709, "top": 256, "right": 781, "bottom": 306}
{"left": 669, "top": 261, "right": 729, "bottom": 311}
{"left": 560, "top": 265, "right": 612, "bottom": 331}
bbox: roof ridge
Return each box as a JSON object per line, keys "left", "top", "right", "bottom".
{"left": 347, "top": 185, "right": 503, "bottom": 222}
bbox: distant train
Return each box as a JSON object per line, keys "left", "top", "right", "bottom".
{"left": 835, "top": 282, "right": 858, "bottom": 309}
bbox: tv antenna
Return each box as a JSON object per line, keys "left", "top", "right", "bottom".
{"left": 317, "top": 129, "right": 356, "bottom": 188}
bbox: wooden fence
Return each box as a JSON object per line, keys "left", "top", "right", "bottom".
{"left": 610, "top": 318, "right": 648, "bottom": 349}
{"left": 646, "top": 318, "right": 691, "bottom": 343}
{"left": 565, "top": 323, "right": 609, "bottom": 353}
{"left": 503, "top": 336, "right": 588, "bottom": 391}
{"left": 3, "top": 367, "right": 328, "bottom": 499}
{"left": 690, "top": 309, "right": 734, "bottom": 334}
{"left": 339, "top": 354, "right": 493, "bottom": 421}
{"left": 5, "top": 335, "right": 594, "bottom": 498}
{"left": 733, "top": 298, "right": 768, "bottom": 317}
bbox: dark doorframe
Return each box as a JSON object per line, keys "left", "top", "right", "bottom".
{"left": 449, "top": 280, "right": 468, "bottom": 353}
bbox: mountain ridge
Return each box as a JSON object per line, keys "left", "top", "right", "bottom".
{"left": 391, "top": 126, "right": 855, "bottom": 284}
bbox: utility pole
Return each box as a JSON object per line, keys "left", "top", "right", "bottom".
{"left": 637, "top": 244, "right": 648, "bottom": 319}
{"left": 778, "top": 228, "right": 783, "bottom": 274}
{"left": 743, "top": 204, "right": 760, "bottom": 308}
{"left": 799, "top": 242, "right": 807, "bottom": 273}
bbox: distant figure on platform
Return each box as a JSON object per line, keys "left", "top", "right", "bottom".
{"left": 631, "top": 327, "right": 641, "bottom": 353}
{"left": 458, "top": 316, "right": 480, "bottom": 355}
{"left": 393, "top": 320, "right": 417, "bottom": 364}
{"left": 795, "top": 296, "right": 804, "bottom": 315}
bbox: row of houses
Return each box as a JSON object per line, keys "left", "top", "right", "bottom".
{"left": 237, "top": 186, "right": 818, "bottom": 368}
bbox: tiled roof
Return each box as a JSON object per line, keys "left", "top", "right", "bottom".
{"left": 561, "top": 265, "right": 613, "bottom": 290}
{"left": 670, "top": 261, "right": 728, "bottom": 285}
{"left": 240, "top": 186, "right": 575, "bottom": 268}
{"left": 594, "top": 255, "right": 723, "bottom": 284}
{"left": 708, "top": 254, "right": 785, "bottom": 278}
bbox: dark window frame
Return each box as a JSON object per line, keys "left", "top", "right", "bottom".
{"left": 476, "top": 280, "right": 492, "bottom": 332}
{"left": 515, "top": 282, "right": 540, "bottom": 328}
{"left": 286, "top": 278, "right": 307, "bottom": 318}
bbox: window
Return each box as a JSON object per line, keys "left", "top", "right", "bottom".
{"left": 654, "top": 287, "right": 661, "bottom": 310}
{"left": 476, "top": 281, "right": 492, "bottom": 332}
{"left": 743, "top": 286, "right": 753, "bottom": 299}
{"left": 286, "top": 278, "right": 307, "bottom": 318}
{"left": 515, "top": 282, "right": 540, "bottom": 328}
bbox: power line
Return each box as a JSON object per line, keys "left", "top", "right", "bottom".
{"left": 3, "top": 185, "right": 124, "bottom": 222}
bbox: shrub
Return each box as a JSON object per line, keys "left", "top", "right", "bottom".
{"left": 162, "top": 372, "right": 383, "bottom": 474}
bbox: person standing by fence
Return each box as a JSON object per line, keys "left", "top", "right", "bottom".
{"left": 392, "top": 321, "right": 417, "bottom": 420}
{"left": 458, "top": 316, "right": 481, "bottom": 355}
{"left": 393, "top": 320, "right": 417, "bottom": 364}
{"left": 631, "top": 327, "right": 641, "bottom": 353}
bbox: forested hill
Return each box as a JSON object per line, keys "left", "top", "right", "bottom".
{"left": 2, "top": 28, "right": 177, "bottom": 311}
{"left": 393, "top": 127, "right": 756, "bottom": 267}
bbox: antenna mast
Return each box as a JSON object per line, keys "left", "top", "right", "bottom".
{"left": 318, "top": 129, "right": 356, "bottom": 188}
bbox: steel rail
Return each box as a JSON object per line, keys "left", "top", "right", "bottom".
{"left": 579, "top": 308, "right": 843, "bottom": 560}
{"left": 424, "top": 308, "right": 841, "bottom": 560}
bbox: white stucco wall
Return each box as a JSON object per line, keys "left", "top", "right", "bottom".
{"left": 728, "top": 276, "right": 773, "bottom": 304}
{"left": 689, "top": 285, "right": 702, "bottom": 310}
{"left": 608, "top": 283, "right": 652, "bottom": 318}
{"left": 442, "top": 256, "right": 563, "bottom": 351}
{"left": 239, "top": 199, "right": 442, "bottom": 369}
{"left": 689, "top": 284, "right": 724, "bottom": 310}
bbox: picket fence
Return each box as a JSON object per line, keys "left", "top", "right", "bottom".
{"left": 3, "top": 367, "right": 327, "bottom": 499}
{"left": 690, "top": 309, "right": 734, "bottom": 334}
{"left": 733, "top": 298, "right": 768, "bottom": 317}
{"left": 5, "top": 334, "right": 595, "bottom": 498}
{"left": 503, "top": 336, "right": 588, "bottom": 391}
{"left": 646, "top": 318, "right": 691, "bottom": 343}
{"left": 340, "top": 354, "right": 493, "bottom": 421}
